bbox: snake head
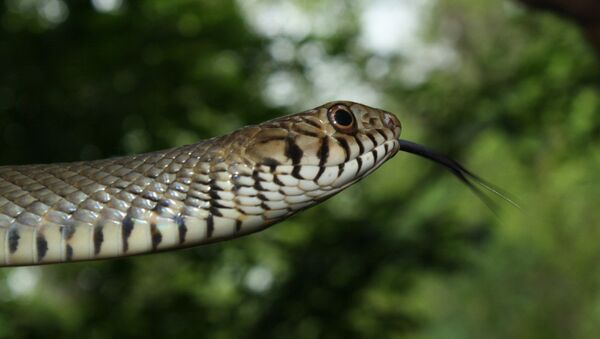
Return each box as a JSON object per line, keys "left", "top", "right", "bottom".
{"left": 241, "top": 101, "right": 401, "bottom": 192}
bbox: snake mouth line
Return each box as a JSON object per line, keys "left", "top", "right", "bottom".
{"left": 398, "top": 139, "right": 519, "bottom": 211}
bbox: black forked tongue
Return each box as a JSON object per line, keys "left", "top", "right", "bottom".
{"left": 398, "top": 139, "right": 519, "bottom": 212}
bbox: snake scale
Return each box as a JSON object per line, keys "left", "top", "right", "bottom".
{"left": 0, "top": 101, "right": 504, "bottom": 267}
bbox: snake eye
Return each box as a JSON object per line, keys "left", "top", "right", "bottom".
{"left": 328, "top": 105, "right": 356, "bottom": 133}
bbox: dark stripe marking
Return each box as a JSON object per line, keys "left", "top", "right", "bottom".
{"left": 366, "top": 133, "right": 378, "bottom": 146}
{"left": 257, "top": 193, "right": 269, "bottom": 201}
{"left": 8, "top": 227, "right": 19, "bottom": 254}
{"left": 66, "top": 244, "right": 73, "bottom": 261}
{"left": 356, "top": 157, "right": 363, "bottom": 174}
{"left": 273, "top": 176, "right": 285, "bottom": 186}
{"left": 37, "top": 234, "right": 48, "bottom": 261}
{"left": 150, "top": 223, "right": 162, "bottom": 251}
{"left": 153, "top": 199, "right": 171, "bottom": 213}
{"left": 93, "top": 225, "right": 104, "bottom": 255}
{"left": 176, "top": 215, "right": 187, "bottom": 244}
{"left": 291, "top": 166, "right": 303, "bottom": 180}
{"left": 336, "top": 137, "right": 351, "bottom": 162}
{"left": 63, "top": 225, "right": 75, "bottom": 240}
{"left": 375, "top": 129, "right": 388, "bottom": 140}
{"left": 338, "top": 163, "right": 345, "bottom": 177}
{"left": 315, "top": 166, "right": 326, "bottom": 181}
{"left": 355, "top": 136, "right": 365, "bottom": 154}
{"left": 263, "top": 158, "right": 280, "bottom": 172}
{"left": 235, "top": 220, "right": 242, "bottom": 233}
{"left": 285, "top": 137, "right": 304, "bottom": 165}
{"left": 373, "top": 148, "right": 379, "bottom": 164}
{"left": 122, "top": 215, "right": 134, "bottom": 252}
{"left": 206, "top": 214, "right": 214, "bottom": 238}
{"left": 209, "top": 206, "right": 223, "bottom": 217}
{"left": 209, "top": 190, "right": 221, "bottom": 200}
{"left": 317, "top": 136, "right": 329, "bottom": 167}
{"left": 210, "top": 200, "right": 230, "bottom": 213}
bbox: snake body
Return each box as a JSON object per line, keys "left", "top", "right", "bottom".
{"left": 0, "top": 102, "right": 401, "bottom": 266}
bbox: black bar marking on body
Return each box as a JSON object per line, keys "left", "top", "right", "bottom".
{"left": 355, "top": 136, "right": 365, "bottom": 154}
{"left": 318, "top": 136, "right": 329, "bottom": 167}
{"left": 263, "top": 158, "right": 280, "bottom": 172}
{"left": 153, "top": 199, "right": 171, "bottom": 213}
{"left": 235, "top": 220, "right": 242, "bottom": 232}
{"left": 93, "top": 225, "right": 104, "bottom": 256}
{"left": 122, "top": 215, "right": 134, "bottom": 253}
{"left": 252, "top": 171, "right": 265, "bottom": 190}
{"left": 285, "top": 137, "right": 304, "bottom": 165}
{"left": 63, "top": 224, "right": 75, "bottom": 240}
{"left": 375, "top": 129, "right": 388, "bottom": 140}
{"left": 260, "top": 202, "right": 271, "bottom": 211}
{"left": 209, "top": 190, "right": 221, "bottom": 200}
{"left": 206, "top": 214, "right": 214, "bottom": 238}
{"left": 366, "top": 133, "right": 378, "bottom": 146}
{"left": 37, "top": 234, "right": 48, "bottom": 261}
{"left": 373, "top": 148, "right": 379, "bottom": 164}
{"left": 338, "top": 163, "right": 345, "bottom": 177}
{"left": 315, "top": 167, "right": 326, "bottom": 182}
{"left": 291, "top": 166, "right": 303, "bottom": 180}
{"left": 209, "top": 181, "right": 223, "bottom": 192}
{"left": 8, "top": 227, "right": 19, "bottom": 254}
{"left": 335, "top": 137, "right": 351, "bottom": 162}
{"left": 257, "top": 193, "right": 268, "bottom": 201}
{"left": 356, "top": 157, "right": 363, "bottom": 174}
{"left": 209, "top": 206, "right": 223, "bottom": 217}
{"left": 66, "top": 244, "right": 73, "bottom": 261}
{"left": 273, "top": 176, "right": 285, "bottom": 186}
{"left": 176, "top": 215, "right": 187, "bottom": 244}
{"left": 150, "top": 223, "right": 162, "bottom": 251}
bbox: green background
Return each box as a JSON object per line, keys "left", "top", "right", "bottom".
{"left": 0, "top": 0, "right": 599, "bottom": 338}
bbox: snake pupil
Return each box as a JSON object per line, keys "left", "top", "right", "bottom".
{"left": 334, "top": 110, "right": 353, "bottom": 126}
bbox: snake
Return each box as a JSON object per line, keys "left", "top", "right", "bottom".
{"left": 0, "top": 101, "right": 510, "bottom": 267}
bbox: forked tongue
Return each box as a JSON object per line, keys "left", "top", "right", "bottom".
{"left": 398, "top": 139, "right": 519, "bottom": 212}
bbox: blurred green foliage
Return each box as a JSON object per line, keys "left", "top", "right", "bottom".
{"left": 0, "top": 0, "right": 599, "bottom": 338}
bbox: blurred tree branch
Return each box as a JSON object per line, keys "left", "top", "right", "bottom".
{"left": 518, "top": 0, "right": 600, "bottom": 53}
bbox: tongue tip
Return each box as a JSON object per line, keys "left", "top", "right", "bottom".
{"left": 397, "top": 139, "right": 519, "bottom": 211}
